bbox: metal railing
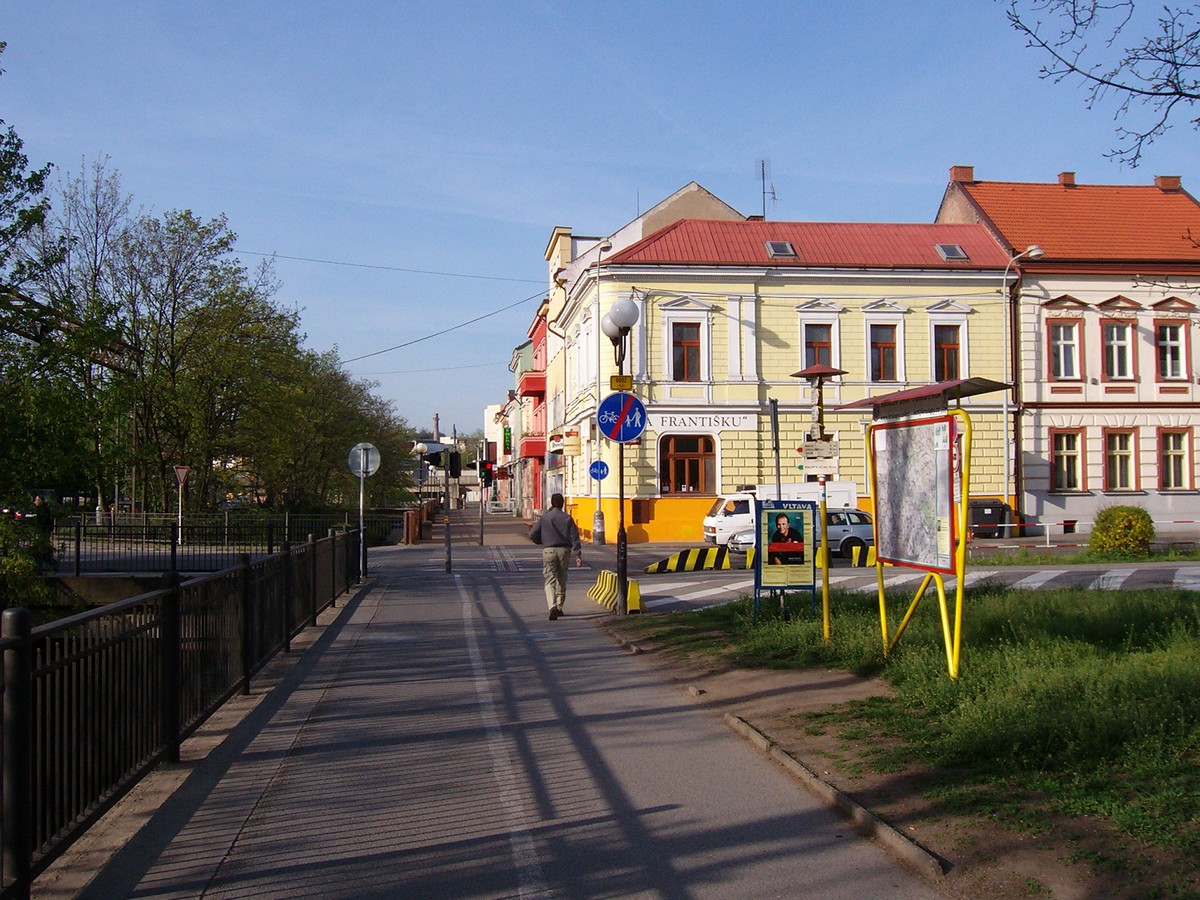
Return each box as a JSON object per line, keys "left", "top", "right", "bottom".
{"left": 0, "top": 528, "right": 361, "bottom": 899}
{"left": 48, "top": 512, "right": 406, "bottom": 574}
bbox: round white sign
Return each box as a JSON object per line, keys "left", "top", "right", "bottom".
{"left": 348, "top": 442, "right": 381, "bottom": 477}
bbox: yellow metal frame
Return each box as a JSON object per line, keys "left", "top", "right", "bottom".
{"left": 873, "top": 408, "right": 972, "bottom": 679}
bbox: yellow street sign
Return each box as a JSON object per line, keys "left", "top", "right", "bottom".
{"left": 610, "top": 375, "right": 633, "bottom": 391}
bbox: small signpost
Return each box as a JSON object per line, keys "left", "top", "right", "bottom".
{"left": 349, "top": 442, "right": 380, "bottom": 580}
{"left": 589, "top": 459, "right": 610, "bottom": 545}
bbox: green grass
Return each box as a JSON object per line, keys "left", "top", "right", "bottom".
{"left": 614, "top": 584, "right": 1200, "bottom": 888}
{"left": 970, "top": 544, "right": 1200, "bottom": 566}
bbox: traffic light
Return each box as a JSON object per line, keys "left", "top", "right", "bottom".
{"left": 448, "top": 451, "right": 462, "bottom": 478}
{"left": 481, "top": 461, "right": 495, "bottom": 486}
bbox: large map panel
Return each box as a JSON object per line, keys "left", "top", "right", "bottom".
{"left": 871, "top": 416, "right": 956, "bottom": 572}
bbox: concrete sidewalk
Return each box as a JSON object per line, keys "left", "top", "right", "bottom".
{"left": 33, "top": 510, "right": 935, "bottom": 899}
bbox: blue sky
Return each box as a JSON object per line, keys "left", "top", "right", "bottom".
{"left": 4, "top": 2, "right": 1194, "bottom": 440}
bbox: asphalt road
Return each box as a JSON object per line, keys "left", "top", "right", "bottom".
{"left": 55, "top": 539, "right": 938, "bottom": 899}
{"left": 639, "top": 554, "right": 1200, "bottom": 612}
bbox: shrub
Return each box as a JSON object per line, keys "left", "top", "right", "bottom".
{"left": 1089, "top": 505, "right": 1155, "bottom": 558}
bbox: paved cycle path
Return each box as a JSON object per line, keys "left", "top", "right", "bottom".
{"left": 39, "top": 535, "right": 938, "bottom": 899}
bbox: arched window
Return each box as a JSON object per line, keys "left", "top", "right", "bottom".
{"left": 658, "top": 435, "right": 715, "bottom": 494}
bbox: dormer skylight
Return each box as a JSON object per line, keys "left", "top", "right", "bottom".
{"left": 935, "top": 243, "right": 969, "bottom": 261}
{"left": 766, "top": 240, "right": 797, "bottom": 258}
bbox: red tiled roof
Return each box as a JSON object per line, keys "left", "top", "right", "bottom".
{"left": 956, "top": 181, "right": 1200, "bottom": 263}
{"left": 606, "top": 219, "right": 1011, "bottom": 269}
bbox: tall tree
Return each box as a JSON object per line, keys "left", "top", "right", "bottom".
{"left": 111, "top": 209, "right": 286, "bottom": 510}
{"left": 0, "top": 42, "right": 53, "bottom": 289}
{"left": 1007, "top": 1, "right": 1200, "bottom": 165}
{"left": 24, "top": 159, "right": 137, "bottom": 513}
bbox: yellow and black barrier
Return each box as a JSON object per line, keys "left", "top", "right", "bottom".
{"left": 588, "top": 570, "right": 642, "bottom": 613}
{"left": 644, "top": 547, "right": 732, "bottom": 573}
{"left": 850, "top": 545, "right": 876, "bottom": 567}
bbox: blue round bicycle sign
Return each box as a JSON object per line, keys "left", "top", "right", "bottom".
{"left": 589, "top": 460, "right": 610, "bottom": 480}
{"left": 597, "top": 392, "right": 647, "bottom": 444}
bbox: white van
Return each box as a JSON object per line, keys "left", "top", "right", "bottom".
{"left": 702, "top": 481, "right": 859, "bottom": 546}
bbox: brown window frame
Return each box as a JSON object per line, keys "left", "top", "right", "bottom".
{"left": 1159, "top": 428, "right": 1192, "bottom": 491}
{"left": 658, "top": 434, "right": 715, "bottom": 494}
{"left": 1050, "top": 428, "right": 1086, "bottom": 492}
{"left": 869, "top": 323, "right": 897, "bottom": 382}
{"left": 804, "top": 322, "right": 832, "bottom": 368}
{"left": 1102, "top": 428, "right": 1138, "bottom": 492}
{"left": 933, "top": 324, "right": 960, "bottom": 381}
{"left": 671, "top": 322, "right": 702, "bottom": 382}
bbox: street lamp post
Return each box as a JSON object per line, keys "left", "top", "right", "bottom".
{"left": 1000, "top": 245, "right": 1044, "bottom": 526}
{"left": 414, "top": 441, "right": 427, "bottom": 542}
{"left": 602, "top": 296, "right": 640, "bottom": 616}
{"left": 414, "top": 442, "right": 427, "bottom": 503}
{"left": 593, "top": 239, "right": 613, "bottom": 545}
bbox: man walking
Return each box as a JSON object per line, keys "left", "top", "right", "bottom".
{"left": 528, "top": 493, "right": 583, "bottom": 620}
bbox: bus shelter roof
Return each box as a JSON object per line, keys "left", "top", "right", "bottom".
{"left": 834, "top": 377, "right": 1008, "bottom": 419}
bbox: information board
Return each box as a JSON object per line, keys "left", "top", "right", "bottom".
{"left": 870, "top": 415, "right": 956, "bottom": 572}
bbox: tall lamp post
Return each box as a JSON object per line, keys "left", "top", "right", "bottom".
{"left": 601, "top": 296, "right": 640, "bottom": 615}
{"left": 593, "top": 239, "right": 613, "bottom": 545}
{"left": 414, "top": 442, "right": 427, "bottom": 503}
{"left": 1001, "top": 245, "right": 1044, "bottom": 524}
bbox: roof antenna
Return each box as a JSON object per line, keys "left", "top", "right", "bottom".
{"left": 757, "top": 159, "right": 778, "bottom": 218}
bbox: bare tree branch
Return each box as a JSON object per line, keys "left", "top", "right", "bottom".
{"left": 1007, "top": 0, "right": 1200, "bottom": 165}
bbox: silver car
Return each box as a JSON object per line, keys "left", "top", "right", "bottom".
{"left": 728, "top": 509, "right": 874, "bottom": 558}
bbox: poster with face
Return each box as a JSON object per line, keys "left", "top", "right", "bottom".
{"left": 757, "top": 501, "right": 816, "bottom": 589}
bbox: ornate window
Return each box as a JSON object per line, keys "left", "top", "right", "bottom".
{"left": 863, "top": 300, "right": 907, "bottom": 383}
{"left": 659, "top": 298, "right": 712, "bottom": 384}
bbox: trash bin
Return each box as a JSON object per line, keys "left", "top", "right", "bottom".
{"left": 968, "top": 499, "right": 1011, "bottom": 539}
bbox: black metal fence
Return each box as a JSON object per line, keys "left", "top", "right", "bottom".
{"left": 48, "top": 512, "right": 407, "bottom": 574}
{"left": 0, "top": 528, "right": 361, "bottom": 899}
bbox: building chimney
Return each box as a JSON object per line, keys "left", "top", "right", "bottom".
{"left": 1058, "top": 171, "right": 1076, "bottom": 187}
{"left": 1155, "top": 175, "right": 1183, "bottom": 191}
{"left": 949, "top": 165, "right": 975, "bottom": 183}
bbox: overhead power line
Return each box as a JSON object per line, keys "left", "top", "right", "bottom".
{"left": 340, "top": 289, "right": 547, "bottom": 363}
{"left": 237, "top": 249, "right": 543, "bottom": 284}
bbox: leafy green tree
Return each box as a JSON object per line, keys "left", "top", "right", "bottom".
{"left": 110, "top": 209, "right": 287, "bottom": 511}
{"left": 235, "top": 349, "right": 411, "bottom": 511}
{"left": 0, "top": 43, "right": 53, "bottom": 289}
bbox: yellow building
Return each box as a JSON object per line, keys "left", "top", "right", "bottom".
{"left": 537, "top": 199, "right": 1016, "bottom": 542}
